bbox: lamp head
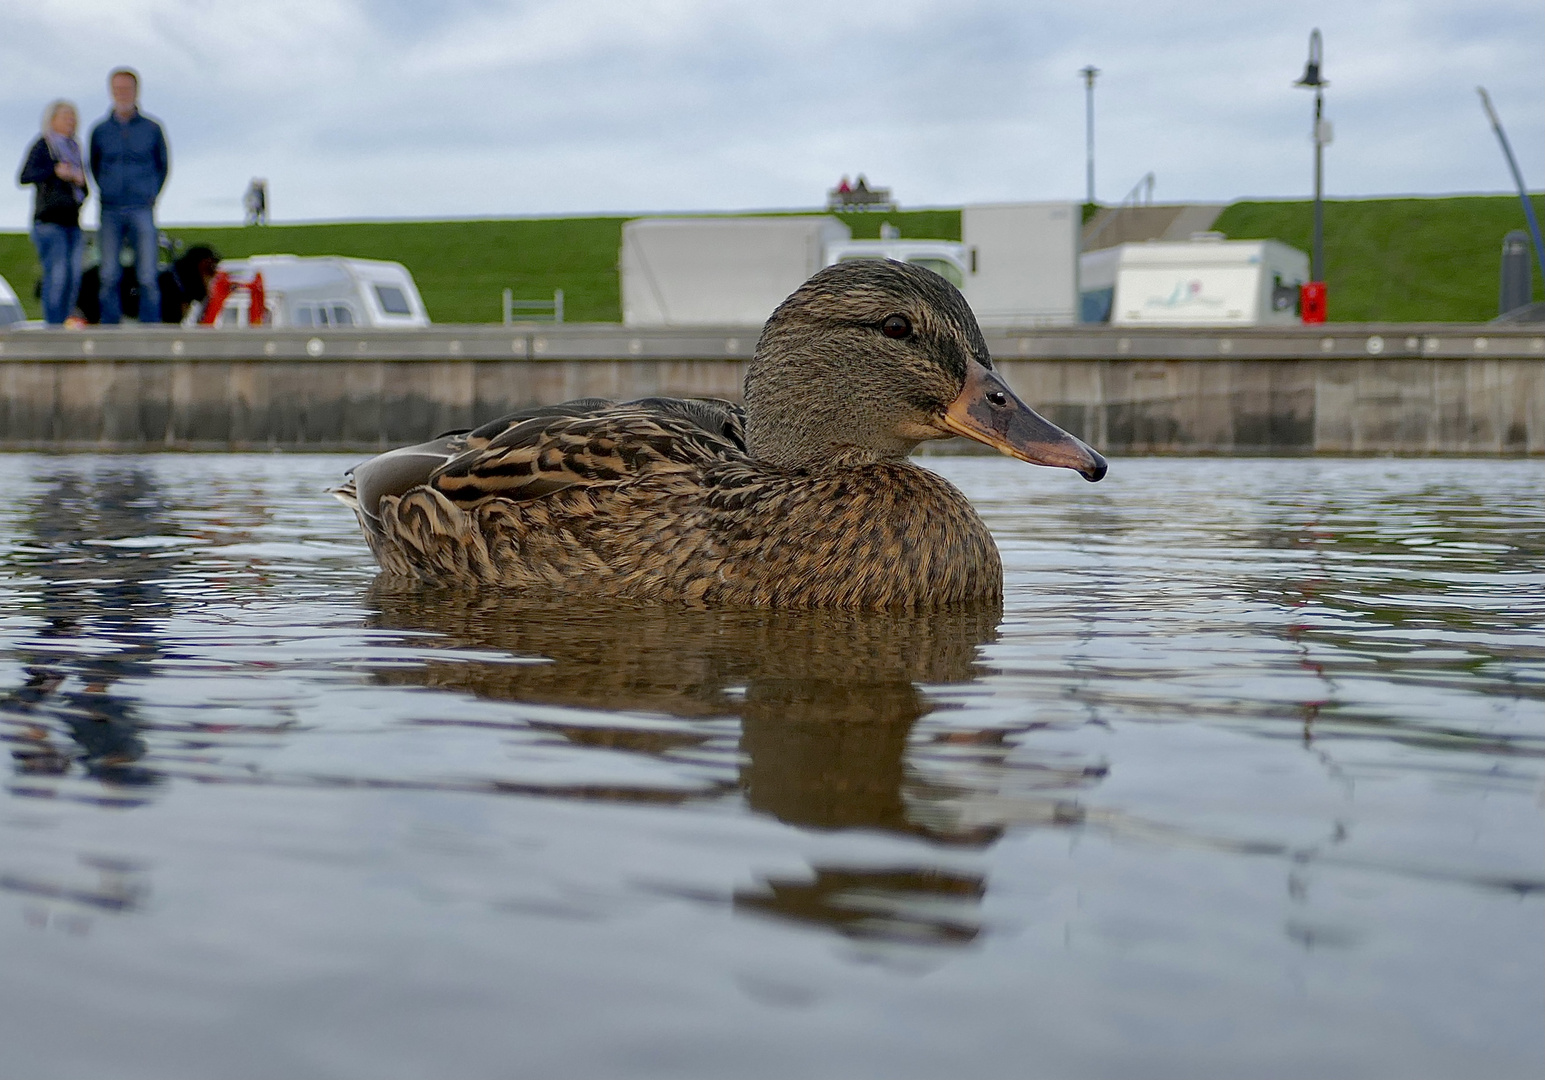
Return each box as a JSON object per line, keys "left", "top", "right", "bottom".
{"left": 1293, "top": 28, "right": 1326, "bottom": 88}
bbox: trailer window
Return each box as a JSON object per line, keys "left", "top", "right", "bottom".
{"left": 906, "top": 258, "right": 964, "bottom": 289}
{"left": 373, "top": 285, "right": 411, "bottom": 315}
{"left": 293, "top": 303, "right": 356, "bottom": 327}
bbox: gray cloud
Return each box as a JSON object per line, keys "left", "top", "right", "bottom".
{"left": 2, "top": 0, "right": 1540, "bottom": 227}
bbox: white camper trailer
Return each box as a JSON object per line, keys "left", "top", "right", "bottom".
{"left": 960, "top": 202, "right": 1081, "bottom": 327}
{"left": 1084, "top": 237, "right": 1309, "bottom": 326}
{"left": 621, "top": 217, "right": 850, "bottom": 327}
{"left": 619, "top": 204, "right": 1082, "bottom": 328}
{"left": 0, "top": 274, "right": 24, "bottom": 328}
{"left": 200, "top": 255, "right": 430, "bottom": 328}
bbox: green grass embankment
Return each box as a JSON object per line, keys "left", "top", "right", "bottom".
{"left": 0, "top": 217, "right": 636, "bottom": 324}
{"left": 1, "top": 198, "right": 1536, "bottom": 322}
{"left": 0, "top": 209, "right": 958, "bottom": 323}
{"left": 169, "top": 217, "right": 630, "bottom": 324}
{"left": 1212, "top": 195, "right": 1544, "bottom": 321}
{"left": 0, "top": 231, "right": 39, "bottom": 316}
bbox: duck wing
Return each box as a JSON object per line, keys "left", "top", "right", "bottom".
{"left": 337, "top": 397, "right": 744, "bottom": 524}
{"left": 426, "top": 396, "right": 746, "bottom": 509}
{"left": 457, "top": 396, "right": 745, "bottom": 455}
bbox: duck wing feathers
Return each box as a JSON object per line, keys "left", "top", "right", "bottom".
{"left": 430, "top": 397, "right": 746, "bottom": 508}
{"left": 338, "top": 397, "right": 746, "bottom": 531}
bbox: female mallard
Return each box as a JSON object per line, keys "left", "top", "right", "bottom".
{"left": 334, "top": 259, "right": 1106, "bottom": 609}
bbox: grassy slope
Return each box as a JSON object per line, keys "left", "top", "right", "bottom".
{"left": 3, "top": 199, "right": 1537, "bottom": 322}
{"left": 1212, "top": 195, "right": 1544, "bottom": 322}
{"left": 165, "top": 210, "right": 960, "bottom": 324}
{"left": 0, "top": 209, "right": 960, "bottom": 323}
{"left": 166, "top": 218, "right": 630, "bottom": 324}
{"left": 0, "top": 232, "right": 37, "bottom": 317}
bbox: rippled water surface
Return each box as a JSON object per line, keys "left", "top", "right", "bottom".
{"left": 0, "top": 454, "right": 1540, "bottom": 1080}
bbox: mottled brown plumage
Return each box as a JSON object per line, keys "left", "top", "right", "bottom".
{"left": 333, "top": 260, "right": 1106, "bottom": 609}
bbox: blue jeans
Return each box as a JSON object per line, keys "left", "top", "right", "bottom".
{"left": 98, "top": 205, "right": 159, "bottom": 324}
{"left": 30, "top": 222, "right": 85, "bottom": 325}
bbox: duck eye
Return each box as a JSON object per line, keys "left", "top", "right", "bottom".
{"left": 986, "top": 391, "right": 1008, "bottom": 408}
{"left": 881, "top": 314, "right": 912, "bottom": 339}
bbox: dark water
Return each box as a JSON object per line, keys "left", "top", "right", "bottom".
{"left": 0, "top": 454, "right": 1540, "bottom": 1080}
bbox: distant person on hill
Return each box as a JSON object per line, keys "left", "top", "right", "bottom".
{"left": 157, "top": 245, "right": 220, "bottom": 323}
{"left": 243, "top": 179, "right": 268, "bottom": 226}
{"left": 836, "top": 175, "right": 852, "bottom": 195}
{"left": 89, "top": 67, "right": 169, "bottom": 324}
{"left": 17, "top": 100, "right": 88, "bottom": 325}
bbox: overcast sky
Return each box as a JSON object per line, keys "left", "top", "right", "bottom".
{"left": 2, "top": 0, "right": 1541, "bottom": 228}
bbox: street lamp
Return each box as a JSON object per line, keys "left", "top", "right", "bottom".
{"left": 1293, "top": 29, "right": 1330, "bottom": 289}
{"left": 1080, "top": 65, "right": 1099, "bottom": 206}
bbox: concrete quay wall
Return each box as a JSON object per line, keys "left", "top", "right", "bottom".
{"left": 0, "top": 324, "right": 1541, "bottom": 454}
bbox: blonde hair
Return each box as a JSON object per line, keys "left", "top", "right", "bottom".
{"left": 41, "top": 99, "right": 77, "bottom": 134}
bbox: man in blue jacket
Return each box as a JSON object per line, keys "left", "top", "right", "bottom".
{"left": 89, "top": 68, "right": 169, "bottom": 324}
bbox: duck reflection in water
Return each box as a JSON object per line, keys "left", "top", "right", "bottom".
{"left": 2, "top": 468, "right": 170, "bottom": 792}
{"left": 367, "top": 587, "right": 1108, "bottom": 946}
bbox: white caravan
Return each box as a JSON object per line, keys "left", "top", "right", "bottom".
{"left": 621, "top": 216, "right": 850, "bottom": 327}
{"left": 0, "top": 273, "right": 25, "bottom": 328}
{"left": 1082, "top": 237, "right": 1309, "bottom": 326}
{"left": 960, "top": 202, "right": 1081, "bottom": 327}
{"left": 620, "top": 204, "right": 1083, "bottom": 328}
{"left": 199, "top": 255, "right": 430, "bottom": 328}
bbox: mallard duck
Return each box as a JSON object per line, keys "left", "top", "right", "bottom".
{"left": 334, "top": 259, "right": 1106, "bottom": 609}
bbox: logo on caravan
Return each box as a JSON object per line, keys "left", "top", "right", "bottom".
{"left": 1146, "top": 279, "right": 1226, "bottom": 309}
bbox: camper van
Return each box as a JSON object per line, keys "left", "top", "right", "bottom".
{"left": 1081, "top": 237, "right": 1309, "bottom": 326}
{"left": 0, "top": 273, "right": 25, "bottom": 328}
{"left": 200, "top": 255, "right": 430, "bottom": 328}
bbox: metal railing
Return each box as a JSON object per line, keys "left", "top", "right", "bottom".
{"left": 502, "top": 288, "right": 564, "bottom": 324}
{"left": 1083, "top": 171, "right": 1156, "bottom": 250}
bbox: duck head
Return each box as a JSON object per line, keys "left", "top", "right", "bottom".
{"left": 745, "top": 259, "right": 1107, "bottom": 481}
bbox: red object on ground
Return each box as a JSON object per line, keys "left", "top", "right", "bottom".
{"left": 197, "top": 270, "right": 265, "bottom": 326}
{"left": 1300, "top": 281, "right": 1327, "bottom": 324}
{"left": 199, "top": 271, "right": 234, "bottom": 325}
{"left": 248, "top": 272, "right": 265, "bottom": 326}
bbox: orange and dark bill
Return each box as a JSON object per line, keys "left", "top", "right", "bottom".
{"left": 940, "top": 357, "right": 1108, "bottom": 481}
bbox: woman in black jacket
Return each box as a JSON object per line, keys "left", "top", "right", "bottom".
{"left": 18, "top": 100, "right": 89, "bottom": 325}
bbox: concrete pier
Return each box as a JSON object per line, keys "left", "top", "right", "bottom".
{"left": 0, "top": 323, "right": 1541, "bottom": 454}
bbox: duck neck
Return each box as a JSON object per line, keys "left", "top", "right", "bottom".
{"left": 745, "top": 405, "right": 920, "bottom": 470}
{"left": 744, "top": 349, "right": 924, "bottom": 470}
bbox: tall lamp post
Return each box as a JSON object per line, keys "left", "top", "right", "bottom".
{"left": 1294, "top": 30, "right": 1330, "bottom": 299}
{"left": 1080, "top": 65, "right": 1099, "bottom": 206}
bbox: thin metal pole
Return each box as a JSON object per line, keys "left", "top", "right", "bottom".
{"left": 1312, "top": 87, "right": 1324, "bottom": 281}
{"left": 1080, "top": 66, "right": 1099, "bottom": 205}
{"left": 1478, "top": 86, "right": 1545, "bottom": 288}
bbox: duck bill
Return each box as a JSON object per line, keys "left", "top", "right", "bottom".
{"left": 940, "top": 358, "right": 1108, "bottom": 481}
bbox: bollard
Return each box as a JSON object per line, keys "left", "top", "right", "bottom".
{"left": 1500, "top": 231, "right": 1532, "bottom": 316}
{"left": 1300, "top": 281, "right": 1327, "bottom": 324}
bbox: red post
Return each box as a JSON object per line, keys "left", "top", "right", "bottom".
{"left": 247, "top": 273, "right": 265, "bottom": 326}
{"left": 199, "top": 271, "right": 234, "bottom": 325}
{"left": 1300, "top": 281, "right": 1327, "bottom": 324}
